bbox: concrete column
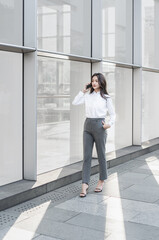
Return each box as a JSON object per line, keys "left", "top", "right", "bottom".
{"left": 24, "top": 0, "right": 37, "bottom": 48}
{"left": 133, "top": 68, "right": 142, "bottom": 145}
{"left": 133, "top": 0, "right": 142, "bottom": 145}
{"left": 133, "top": 0, "right": 142, "bottom": 65}
{"left": 23, "top": 0, "right": 37, "bottom": 180}
{"left": 92, "top": 0, "right": 102, "bottom": 58}
{"left": 154, "top": 0, "right": 159, "bottom": 68}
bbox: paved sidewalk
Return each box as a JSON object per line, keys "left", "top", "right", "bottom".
{"left": 1, "top": 150, "right": 159, "bottom": 240}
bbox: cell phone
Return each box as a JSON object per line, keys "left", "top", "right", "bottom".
{"left": 86, "top": 83, "right": 92, "bottom": 89}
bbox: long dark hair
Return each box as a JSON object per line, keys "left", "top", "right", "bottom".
{"left": 90, "top": 73, "right": 109, "bottom": 99}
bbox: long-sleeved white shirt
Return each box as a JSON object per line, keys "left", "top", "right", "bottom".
{"left": 72, "top": 91, "right": 116, "bottom": 126}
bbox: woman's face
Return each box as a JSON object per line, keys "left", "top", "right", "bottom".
{"left": 92, "top": 76, "right": 100, "bottom": 91}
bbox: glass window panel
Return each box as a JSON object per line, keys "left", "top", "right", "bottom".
{"left": 37, "top": 56, "right": 91, "bottom": 174}
{"left": 37, "top": 0, "right": 91, "bottom": 57}
{"left": 142, "top": 0, "right": 159, "bottom": 68}
{"left": 101, "top": 63, "right": 132, "bottom": 152}
{"left": 142, "top": 71, "right": 159, "bottom": 142}
{"left": 0, "top": 0, "right": 23, "bottom": 45}
{"left": 0, "top": 51, "right": 22, "bottom": 186}
{"left": 102, "top": 0, "right": 132, "bottom": 63}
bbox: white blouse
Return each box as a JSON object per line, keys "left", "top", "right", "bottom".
{"left": 72, "top": 91, "right": 116, "bottom": 126}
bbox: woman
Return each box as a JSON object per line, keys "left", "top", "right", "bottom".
{"left": 72, "top": 73, "right": 116, "bottom": 197}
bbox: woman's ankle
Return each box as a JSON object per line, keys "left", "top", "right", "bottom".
{"left": 82, "top": 183, "right": 88, "bottom": 187}
{"left": 98, "top": 180, "right": 104, "bottom": 185}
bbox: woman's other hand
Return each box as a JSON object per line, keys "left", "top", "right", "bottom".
{"left": 102, "top": 121, "right": 110, "bottom": 130}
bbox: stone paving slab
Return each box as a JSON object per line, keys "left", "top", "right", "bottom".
{"left": 154, "top": 199, "right": 159, "bottom": 205}
{"left": 32, "top": 235, "right": 62, "bottom": 240}
{"left": 55, "top": 197, "right": 139, "bottom": 222}
{"left": 88, "top": 181, "right": 133, "bottom": 197}
{"left": 105, "top": 233, "right": 140, "bottom": 240}
{"left": 117, "top": 184, "right": 159, "bottom": 203}
{"left": 136, "top": 174, "right": 159, "bottom": 186}
{"left": 16, "top": 207, "right": 80, "bottom": 224}
{"left": 91, "top": 185, "right": 133, "bottom": 197}
{"left": 0, "top": 226, "right": 38, "bottom": 240}
{"left": 140, "top": 163, "right": 159, "bottom": 170}
{"left": 129, "top": 165, "right": 159, "bottom": 176}
{"left": 14, "top": 218, "right": 110, "bottom": 240}
{"left": 114, "top": 171, "right": 150, "bottom": 184}
{"left": 73, "top": 193, "right": 109, "bottom": 204}
{"left": 65, "top": 212, "right": 159, "bottom": 240}
{"left": 130, "top": 211, "right": 159, "bottom": 228}
{"left": 108, "top": 158, "right": 145, "bottom": 172}
{"left": 100, "top": 196, "right": 159, "bottom": 213}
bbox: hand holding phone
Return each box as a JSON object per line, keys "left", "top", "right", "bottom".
{"left": 82, "top": 83, "right": 92, "bottom": 93}
{"left": 86, "top": 83, "right": 92, "bottom": 89}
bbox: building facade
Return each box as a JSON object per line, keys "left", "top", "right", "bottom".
{"left": 0, "top": 0, "right": 159, "bottom": 186}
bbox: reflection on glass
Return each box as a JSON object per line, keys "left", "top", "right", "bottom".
{"left": 0, "top": 0, "right": 23, "bottom": 45}
{"left": 0, "top": 51, "right": 22, "bottom": 186}
{"left": 142, "top": 71, "right": 159, "bottom": 142}
{"left": 101, "top": 62, "right": 132, "bottom": 152}
{"left": 37, "top": 0, "right": 91, "bottom": 56}
{"left": 142, "top": 0, "right": 159, "bottom": 68}
{"left": 37, "top": 56, "right": 90, "bottom": 174}
{"left": 102, "top": 0, "right": 132, "bottom": 63}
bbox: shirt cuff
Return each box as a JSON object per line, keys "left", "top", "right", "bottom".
{"left": 108, "top": 121, "right": 112, "bottom": 127}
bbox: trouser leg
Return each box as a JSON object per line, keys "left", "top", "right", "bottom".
{"left": 95, "top": 131, "right": 108, "bottom": 181}
{"left": 82, "top": 130, "right": 94, "bottom": 185}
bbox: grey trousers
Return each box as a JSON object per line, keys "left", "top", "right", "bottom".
{"left": 82, "top": 118, "right": 108, "bottom": 185}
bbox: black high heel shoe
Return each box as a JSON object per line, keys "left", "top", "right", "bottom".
{"left": 79, "top": 184, "right": 89, "bottom": 198}
{"left": 94, "top": 181, "right": 104, "bottom": 193}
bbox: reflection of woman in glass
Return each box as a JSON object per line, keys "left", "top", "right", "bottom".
{"left": 72, "top": 73, "right": 116, "bottom": 197}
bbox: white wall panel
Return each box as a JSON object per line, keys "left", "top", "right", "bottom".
{"left": 102, "top": 63, "right": 133, "bottom": 152}
{"left": 0, "top": 0, "right": 23, "bottom": 45}
{"left": 142, "top": 71, "right": 159, "bottom": 142}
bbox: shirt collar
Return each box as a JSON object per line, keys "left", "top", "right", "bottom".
{"left": 92, "top": 91, "right": 100, "bottom": 95}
